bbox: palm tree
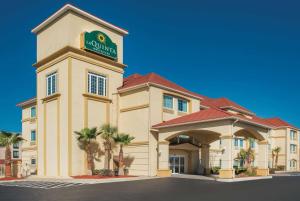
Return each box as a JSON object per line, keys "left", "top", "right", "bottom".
{"left": 74, "top": 127, "right": 100, "bottom": 175}
{"left": 272, "top": 146, "right": 281, "bottom": 169}
{"left": 237, "top": 147, "right": 255, "bottom": 168}
{"left": 98, "top": 124, "right": 118, "bottom": 170}
{"left": 0, "top": 131, "right": 24, "bottom": 177}
{"left": 113, "top": 133, "right": 135, "bottom": 175}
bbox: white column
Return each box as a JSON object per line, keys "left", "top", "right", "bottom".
{"left": 201, "top": 144, "right": 210, "bottom": 175}
{"left": 219, "top": 135, "right": 235, "bottom": 178}
{"left": 257, "top": 140, "right": 269, "bottom": 176}
{"left": 157, "top": 141, "right": 171, "bottom": 176}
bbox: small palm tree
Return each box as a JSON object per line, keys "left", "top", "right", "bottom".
{"left": 0, "top": 131, "right": 24, "bottom": 177}
{"left": 113, "top": 133, "right": 135, "bottom": 175}
{"left": 237, "top": 148, "right": 255, "bottom": 168}
{"left": 74, "top": 127, "right": 100, "bottom": 175}
{"left": 272, "top": 146, "right": 281, "bottom": 169}
{"left": 98, "top": 124, "right": 118, "bottom": 170}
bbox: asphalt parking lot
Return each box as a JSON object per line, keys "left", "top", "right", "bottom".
{"left": 0, "top": 176, "right": 299, "bottom": 201}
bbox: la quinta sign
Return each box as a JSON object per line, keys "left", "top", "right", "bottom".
{"left": 81, "top": 31, "right": 118, "bottom": 60}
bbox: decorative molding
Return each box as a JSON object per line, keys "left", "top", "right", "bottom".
{"left": 41, "top": 93, "right": 61, "bottom": 103}
{"left": 127, "top": 141, "right": 149, "bottom": 146}
{"left": 83, "top": 93, "right": 112, "bottom": 103}
{"left": 34, "top": 46, "right": 126, "bottom": 72}
{"left": 163, "top": 108, "right": 174, "bottom": 114}
{"left": 120, "top": 104, "right": 149, "bottom": 113}
{"left": 22, "top": 146, "right": 37, "bottom": 151}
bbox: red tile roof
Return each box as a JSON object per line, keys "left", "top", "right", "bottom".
{"left": 118, "top": 73, "right": 202, "bottom": 99}
{"left": 264, "top": 118, "right": 298, "bottom": 130}
{"left": 153, "top": 108, "right": 273, "bottom": 129}
{"left": 201, "top": 97, "right": 253, "bottom": 115}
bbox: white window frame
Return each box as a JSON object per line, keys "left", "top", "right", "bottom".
{"left": 178, "top": 98, "right": 188, "bottom": 113}
{"left": 163, "top": 95, "right": 174, "bottom": 109}
{"left": 87, "top": 72, "right": 107, "bottom": 96}
{"left": 30, "top": 106, "right": 36, "bottom": 118}
{"left": 31, "top": 130, "right": 36, "bottom": 142}
{"left": 290, "top": 130, "right": 296, "bottom": 141}
{"left": 46, "top": 72, "right": 57, "bottom": 96}
{"left": 290, "top": 144, "right": 297, "bottom": 154}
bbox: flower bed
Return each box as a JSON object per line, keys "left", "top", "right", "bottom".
{"left": 0, "top": 177, "right": 21, "bottom": 181}
{"left": 72, "top": 175, "right": 136, "bottom": 179}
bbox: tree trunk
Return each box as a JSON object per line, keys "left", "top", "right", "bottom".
{"left": 104, "top": 141, "right": 111, "bottom": 170}
{"left": 118, "top": 144, "right": 124, "bottom": 175}
{"left": 5, "top": 145, "right": 12, "bottom": 177}
{"left": 86, "top": 144, "right": 93, "bottom": 175}
{"left": 275, "top": 153, "right": 279, "bottom": 169}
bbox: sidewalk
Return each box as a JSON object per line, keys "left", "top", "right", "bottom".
{"left": 13, "top": 175, "right": 160, "bottom": 184}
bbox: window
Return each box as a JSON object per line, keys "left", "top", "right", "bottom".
{"left": 239, "top": 139, "right": 244, "bottom": 148}
{"left": 31, "top": 130, "right": 36, "bottom": 142}
{"left": 13, "top": 143, "right": 19, "bottom": 149}
{"left": 88, "top": 72, "right": 107, "bottom": 96}
{"left": 46, "top": 72, "right": 57, "bottom": 96}
{"left": 250, "top": 139, "right": 255, "bottom": 149}
{"left": 163, "top": 95, "right": 173, "bottom": 109}
{"left": 290, "top": 130, "right": 296, "bottom": 141}
{"left": 30, "top": 106, "right": 36, "bottom": 118}
{"left": 290, "top": 160, "right": 297, "bottom": 168}
{"left": 234, "top": 138, "right": 239, "bottom": 147}
{"left": 290, "top": 144, "right": 297, "bottom": 154}
{"left": 178, "top": 99, "right": 188, "bottom": 113}
{"left": 31, "top": 158, "right": 36, "bottom": 165}
{"left": 13, "top": 151, "right": 19, "bottom": 158}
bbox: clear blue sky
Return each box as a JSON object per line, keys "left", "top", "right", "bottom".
{"left": 0, "top": 0, "right": 299, "bottom": 132}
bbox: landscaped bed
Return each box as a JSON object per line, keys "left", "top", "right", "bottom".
{"left": 0, "top": 177, "right": 21, "bottom": 181}
{"left": 72, "top": 175, "right": 136, "bottom": 179}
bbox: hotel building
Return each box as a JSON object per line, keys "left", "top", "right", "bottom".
{"left": 17, "top": 4, "right": 299, "bottom": 178}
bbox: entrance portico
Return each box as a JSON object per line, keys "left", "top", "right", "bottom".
{"left": 153, "top": 109, "right": 271, "bottom": 179}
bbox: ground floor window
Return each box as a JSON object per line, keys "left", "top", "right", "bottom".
{"left": 290, "top": 160, "right": 297, "bottom": 169}
{"left": 13, "top": 151, "right": 19, "bottom": 158}
{"left": 31, "top": 158, "right": 36, "bottom": 165}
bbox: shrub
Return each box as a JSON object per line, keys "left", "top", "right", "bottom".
{"left": 277, "top": 165, "right": 285, "bottom": 171}
{"left": 211, "top": 167, "right": 221, "bottom": 174}
{"left": 235, "top": 167, "right": 247, "bottom": 175}
{"left": 92, "top": 169, "right": 100, "bottom": 175}
{"left": 99, "top": 169, "right": 113, "bottom": 176}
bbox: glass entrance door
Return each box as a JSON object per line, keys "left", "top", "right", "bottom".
{"left": 169, "top": 155, "right": 185, "bottom": 174}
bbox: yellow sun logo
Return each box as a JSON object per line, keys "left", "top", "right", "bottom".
{"left": 97, "top": 34, "right": 106, "bottom": 43}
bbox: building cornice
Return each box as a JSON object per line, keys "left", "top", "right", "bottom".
{"left": 33, "top": 46, "right": 126, "bottom": 71}
{"left": 31, "top": 4, "right": 128, "bottom": 35}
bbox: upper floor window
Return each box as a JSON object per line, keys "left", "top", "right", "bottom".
{"left": 290, "top": 144, "right": 297, "bottom": 154}
{"left": 31, "top": 130, "right": 36, "bottom": 142}
{"left": 178, "top": 99, "right": 188, "bottom": 113}
{"left": 290, "top": 130, "right": 297, "bottom": 141}
{"left": 30, "top": 106, "right": 36, "bottom": 118}
{"left": 46, "top": 72, "right": 57, "bottom": 96}
{"left": 13, "top": 143, "right": 19, "bottom": 149}
{"left": 31, "top": 158, "right": 36, "bottom": 165}
{"left": 88, "top": 72, "right": 107, "bottom": 96}
{"left": 163, "top": 95, "right": 173, "bottom": 109}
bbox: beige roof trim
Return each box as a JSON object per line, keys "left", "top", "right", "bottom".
{"left": 153, "top": 116, "right": 273, "bottom": 130}
{"left": 31, "top": 4, "right": 128, "bottom": 35}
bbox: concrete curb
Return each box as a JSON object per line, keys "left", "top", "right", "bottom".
{"left": 216, "top": 176, "right": 273, "bottom": 182}
{"left": 0, "top": 176, "right": 161, "bottom": 184}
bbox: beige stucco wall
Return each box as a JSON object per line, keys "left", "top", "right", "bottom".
{"left": 20, "top": 106, "right": 37, "bottom": 174}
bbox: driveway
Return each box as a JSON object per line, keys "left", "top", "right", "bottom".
{"left": 0, "top": 176, "right": 299, "bottom": 201}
